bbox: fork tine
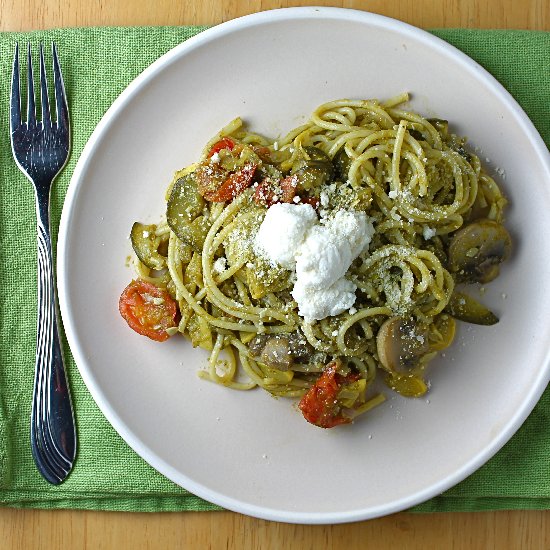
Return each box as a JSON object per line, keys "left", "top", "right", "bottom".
{"left": 39, "top": 43, "right": 51, "bottom": 126}
{"left": 27, "top": 43, "right": 37, "bottom": 127}
{"left": 51, "top": 42, "right": 69, "bottom": 130}
{"left": 10, "top": 43, "right": 21, "bottom": 131}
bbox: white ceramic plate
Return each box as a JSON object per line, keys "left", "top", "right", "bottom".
{"left": 58, "top": 7, "right": 550, "bottom": 523}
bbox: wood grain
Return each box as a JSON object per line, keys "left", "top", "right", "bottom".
{"left": 1, "top": 1, "right": 549, "bottom": 548}
{"left": 0, "top": 0, "right": 548, "bottom": 30}
{"left": 1, "top": 508, "right": 550, "bottom": 549}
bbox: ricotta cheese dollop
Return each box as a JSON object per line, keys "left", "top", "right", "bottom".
{"left": 254, "top": 203, "right": 375, "bottom": 322}
{"left": 254, "top": 203, "right": 318, "bottom": 269}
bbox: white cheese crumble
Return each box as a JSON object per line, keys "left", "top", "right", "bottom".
{"left": 142, "top": 293, "right": 164, "bottom": 306}
{"left": 213, "top": 257, "right": 227, "bottom": 273}
{"left": 254, "top": 203, "right": 375, "bottom": 322}
{"left": 254, "top": 203, "right": 317, "bottom": 269}
{"left": 292, "top": 278, "right": 357, "bottom": 321}
{"left": 423, "top": 226, "right": 436, "bottom": 240}
{"left": 495, "top": 166, "right": 506, "bottom": 178}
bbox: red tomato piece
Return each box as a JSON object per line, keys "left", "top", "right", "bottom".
{"left": 298, "top": 361, "right": 357, "bottom": 428}
{"left": 207, "top": 137, "right": 235, "bottom": 158}
{"left": 253, "top": 180, "right": 277, "bottom": 206}
{"left": 253, "top": 175, "right": 298, "bottom": 207}
{"left": 195, "top": 162, "right": 229, "bottom": 198}
{"left": 204, "top": 163, "right": 257, "bottom": 202}
{"left": 119, "top": 280, "right": 178, "bottom": 342}
{"left": 280, "top": 174, "right": 298, "bottom": 202}
{"left": 299, "top": 195, "right": 320, "bottom": 209}
{"left": 252, "top": 145, "right": 272, "bottom": 162}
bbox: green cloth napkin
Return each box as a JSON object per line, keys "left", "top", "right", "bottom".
{"left": 0, "top": 26, "right": 549, "bottom": 514}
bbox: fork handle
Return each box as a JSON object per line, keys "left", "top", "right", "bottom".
{"left": 31, "top": 189, "right": 77, "bottom": 484}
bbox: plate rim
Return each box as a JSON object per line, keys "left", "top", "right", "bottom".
{"left": 57, "top": 6, "right": 550, "bottom": 524}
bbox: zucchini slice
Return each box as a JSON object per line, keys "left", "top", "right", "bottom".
{"left": 167, "top": 174, "right": 209, "bottom": 252}
{"left": 130, "top": 222, "right": 166, "bottom": 270}
{"left": 444, "top": 290, "right": 498, "bottom": 326}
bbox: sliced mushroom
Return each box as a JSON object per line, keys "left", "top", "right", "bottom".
{"left": 248, "top": 334, "right": 270, "bottom": 356}
{"left": 248, "top": 332, "right": 313, "bottom": 371}
{"left": 249, "top": 334, "right": 294, "bottom": 371}
{"left": 376, "top": 317, "right": 430, "bottom": 375}
{"left": 444, "top": 290, "right": 498, "bottom": 325}
{"left": 287, "top": 331, "right": 313, "bottom": 361}
{"left": 260, "top": 337, "right": 294, "bottom": 371}
{"left": 448, "top": 219, "right": 512, "bottom": 283}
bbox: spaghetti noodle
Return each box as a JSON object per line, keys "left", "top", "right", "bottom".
{"left": 119, "top": 94, "right": 511, "bottom": 428}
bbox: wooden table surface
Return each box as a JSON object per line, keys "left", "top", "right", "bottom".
{"left": 1, "top": 1, "right": 549, "bottom": 548}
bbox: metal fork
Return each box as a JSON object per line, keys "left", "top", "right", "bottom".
{"left": 10, "top": 43, "right": 76, "bottom": 484}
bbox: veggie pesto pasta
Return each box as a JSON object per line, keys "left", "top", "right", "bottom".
{"left": 119, "top": 94, "right": 511, "bottom": 428}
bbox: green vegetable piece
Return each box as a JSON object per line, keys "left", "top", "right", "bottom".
{"left": 130, "top": 222, "right": 166, "bottom": 270}
{"left": 186, "top": 313, "right": 213, "bottom": 350}
{"left": 334, "top": 147, "right": 352, "bottom": 180}
{"left": 246, "top": 257, "right": 292, "bottom": 299}
{"left": 408, "top": 129, "right": 424, "bottom": 141}
{"left": 427, "top": 118, "right": 449, "bottom": 137}
{"left": 385, "top": 373, "right": 428, "bottom": 398}
{"left": 446, "top": 134, "right": 472, "bottom": 162}
{"left": 337, "top": 378, "right": 367, "bottom": 408}
{"left": 176, "top": 215, "right": 210, "bottom": 253}
{"left": 185, "top": 252, "right": 203, "bottom": 288}
{"left": 177, "top": 241, "right": 194, "bottom": 265}
{"left": 167, "top": 174, "right": 209, "bottom": 252}
{"left": 167, "top": 174, "right": 204, "bottom": 222}
{"left": 444, "top": 290, "right": 498, "bottom": 326}
{"left": 455, "top": 145, "right": 472, "bottom": 162}
{"left": 291, "top": 146, "right": 334, "bottom": 190}
{"left": 223, "top": 206, "right": 264, "bottom": 269}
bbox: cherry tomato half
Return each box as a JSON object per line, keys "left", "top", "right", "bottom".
{"left": 119, "top": 280, "right": 178, "bottom": 342}
{"left": 203, "top": 163, "right": 257, "bottom": 202}
{"left": 253, "top": 174, "right": 298, "bottom": 207}
{"left": 298, "top": 361, "right": 357, "bottom": 428}
{"left": 207, "top": 137, "right": 235, "bottom": 158}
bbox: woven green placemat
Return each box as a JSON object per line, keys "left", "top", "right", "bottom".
{"left": 0, "top": 26, "right": 548, "bottom": 513}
